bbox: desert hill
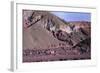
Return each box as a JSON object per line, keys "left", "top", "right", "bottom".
{"left": 23, "top": 10, "right": 91, "bottom": 62}
{"left": 23, "top": 11, "right": 72, "bottom": 50}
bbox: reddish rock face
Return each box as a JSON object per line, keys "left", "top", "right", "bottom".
{"left": 23, "top": 10, "right": 91, "bottom": 62}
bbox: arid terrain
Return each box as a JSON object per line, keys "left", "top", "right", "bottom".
{"left": 23, "top": 10, "right": 91, "bottom": 62}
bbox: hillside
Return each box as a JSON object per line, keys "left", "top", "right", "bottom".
{"left": 23, "top": 10, "right": 91, "bottom": 62}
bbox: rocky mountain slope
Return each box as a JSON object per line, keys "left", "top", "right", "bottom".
{"left": 23, "top": 10, "right": 91, "bottom": 62}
